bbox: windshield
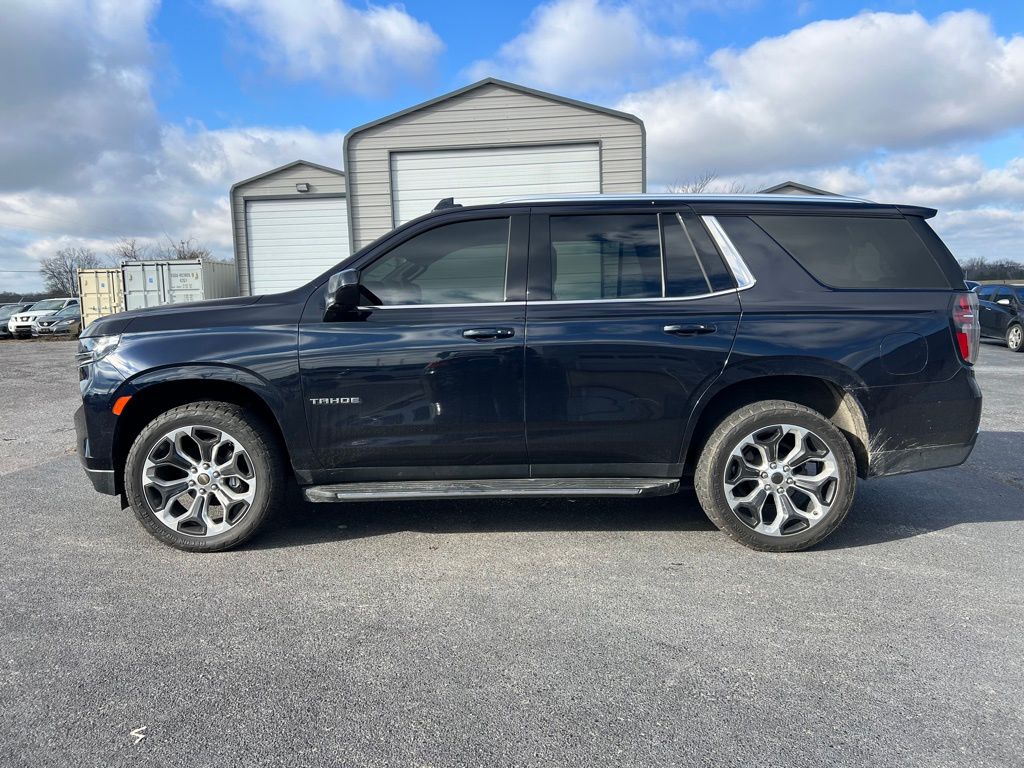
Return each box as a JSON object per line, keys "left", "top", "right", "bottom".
{"left": 0, "top": 305, "right": 25, "bottom": 320}
{"left": 30, "top": 299, "right": 66, "bottom": 311}
{"left": 53, "top": 305, "right": 81, "bottom": 318}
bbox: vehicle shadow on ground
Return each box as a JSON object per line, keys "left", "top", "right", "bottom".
{"left": 250, "top": 431, "right": 1024, "bottom": 552}
{"left": 252, "top": 487, "right": 716, "bottom": 550}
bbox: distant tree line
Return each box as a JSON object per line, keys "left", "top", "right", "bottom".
{"left": 959, "top": 258, "right": 1024, "bottom": 281}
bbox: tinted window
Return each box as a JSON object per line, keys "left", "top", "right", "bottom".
{"left": 361, "top": 218, "right": 509, "bottom": 305}
{"left": 549, "top": 215, "right": 662, "bottom": 300}
{"left": 752, "top": 215, "right": 951, "bottom": 289}
{"left": 977, "top": 285, "right": 997, "bottom": 300}
{"left": 661, "top": 212, "right": 736, "bottom": 296}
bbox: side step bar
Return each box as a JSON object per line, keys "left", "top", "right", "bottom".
{"left": 303, "top": 478, "right": 679, "bottom": 503}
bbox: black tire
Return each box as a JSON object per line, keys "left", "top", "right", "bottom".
{"left": 124, "top": 401, "right": 284, "bottom": 552}
{"left": 1006, "top": 323, "right": 1023, "bottom": 353}
{"left": 694, "top": 400, "right": 857, "bottom": 552}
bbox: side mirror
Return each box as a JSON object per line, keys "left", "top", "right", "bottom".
{"left": 324, "top": 269, "right": 361, "bottom": 320}
{"left": 997, "top": 298, "right": 1012, "bottom": 306}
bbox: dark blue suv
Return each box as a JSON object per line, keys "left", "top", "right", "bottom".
{"left": 74, "top": 194, "right": 982, "bottom": 552}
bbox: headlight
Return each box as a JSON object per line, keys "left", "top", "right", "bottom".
{"left": 76, "top": 334, "right": 121, "bottom": 365}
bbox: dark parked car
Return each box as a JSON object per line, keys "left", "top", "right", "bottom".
{"left": 75, "top": 194, "right": 982, "bottom": 553}
{"left": 33, "top": 304, "right": 82, "bottom": 337}
{"left": 976, "top": 284, "right": 1024, "bottom": 352}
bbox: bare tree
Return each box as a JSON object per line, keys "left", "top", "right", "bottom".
{"left": 156, "top": 236, "right": 213, "bottom": 261}
{"left": 40, "top": 247, "right": 101, "bottom": 296}
{"left": 109, "top": 237, "right": 151, "bottom": 264}
{"left": 666, "top": 171, "right": 718, "bottom": 193}
{"left": 667, "top": 172, "right": 750, "bottom": 194}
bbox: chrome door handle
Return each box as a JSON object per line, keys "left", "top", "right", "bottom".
{"left": 663, "top": 324, "right": 717, "bottom": 336}
{"left": 462, "top": 327, "right": 515, "bottom": 340}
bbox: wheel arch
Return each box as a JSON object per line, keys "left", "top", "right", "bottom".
{"left": 112, "top": 368, "right": 293, "bottom": 496}
{"left": 684, "top": 369, "right": 871, "bottom": 479}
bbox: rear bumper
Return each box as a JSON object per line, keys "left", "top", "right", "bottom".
{"left": 859, "top": 366, "right": 982, "bottom": 478}
{"left": 868, "top": 434, "right": 977, "bottom": 477}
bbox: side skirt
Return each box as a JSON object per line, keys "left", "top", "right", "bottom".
{"left": 304, "top": 477, "right": 680, "bottom": 503}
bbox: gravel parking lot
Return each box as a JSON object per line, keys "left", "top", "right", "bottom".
{"left": 1, "top": 338, "right": 1021, "bottom": 767}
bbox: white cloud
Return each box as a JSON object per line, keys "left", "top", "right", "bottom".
{"left": 0, "top": 125, "right": 348, "bottom": 292}
{"left": 468, "top": 0, "right": 696, "bottom": 93}
{"left": 0, "top": 0, "right": 160, "bottom": 194}
{"left": 0, "top": 0, "right": 352, "bottom": 294}
{"left": 688, "top": 148, "right": 1024, "bottom": 261}
{"left": 620, "top": 10, "right": 1024, "bottom": 185}
{"left": 212, "top": 0, "right": 443, "bottom": 95}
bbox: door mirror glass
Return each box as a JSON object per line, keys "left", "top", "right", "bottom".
{"left": 324, "top": 269, "right": 361, "bottom": 319}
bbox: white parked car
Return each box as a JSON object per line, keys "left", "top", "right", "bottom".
{"left": 7, "top": 297, "right": 78, "bottom": 338}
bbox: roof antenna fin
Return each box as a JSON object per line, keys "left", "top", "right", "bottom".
{"left": 433, "top": 197, "right": 462, "bottom": 211}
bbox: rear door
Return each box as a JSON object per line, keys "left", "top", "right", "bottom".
{"left": 298, "top": 212, "right": 530, "bottom": 477}
{"left": 523, "top": 207, "right": 742, "bottom": 477}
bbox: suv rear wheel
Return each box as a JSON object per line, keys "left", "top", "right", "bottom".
{"left": 1007, "top": 323, "right": 1023, "bottom": 353}
{"left": 695, "top": 400, "right": 857, "bottom": 552}
{"left": 124, "top": 401, "right": 284, "bottom": 552}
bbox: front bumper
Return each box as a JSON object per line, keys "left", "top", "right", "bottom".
{"left": 75, "top": 403, "right": 119, "bottom": 496}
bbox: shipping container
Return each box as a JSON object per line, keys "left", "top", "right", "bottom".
{"left": 121, "top": 260, "right": 238, "bottom": 312}
{"left": 77, "top": 268, "right": 124, "bottom": 328}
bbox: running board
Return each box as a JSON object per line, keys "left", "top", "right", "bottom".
{"left": 303, "top": 478, "right": 679, "bottom": 503}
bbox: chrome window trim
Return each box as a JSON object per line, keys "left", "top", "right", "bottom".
{"left": 358, "top": 301, "right": 527, "bottom": 310}
{"left": 701, "top": 215, "right": 757, "bottom": 289}
{"left": 354, "top": 285, "right": 756, "bottom": 311}
{"left": 523, "top": 286, "right": 752, "bottom": 306}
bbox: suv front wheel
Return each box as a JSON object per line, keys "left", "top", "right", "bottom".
{"left": 695, "top": 400, "right": 857, "bottom": 552}
{"left": 124, "top": 401, "right": 284, "bottom": 552}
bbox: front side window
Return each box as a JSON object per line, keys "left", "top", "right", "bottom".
{"left": 993, "top": 287, "right": 1014, "bottom": 304}
{"left": 977, "top": 285, "right": 997, "bottom": 300}
{"left": 360, "top": 218, "right": 509, "bottom": 305}
{"left": 549, "top": 215, "right": 662, "bottom": 300}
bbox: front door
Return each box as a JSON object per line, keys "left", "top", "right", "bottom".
{"left": 524, "top": 208, "right": 742, "bottom": 477}
{"left": 299, "top": 214, "right": 529, "bottom": 479}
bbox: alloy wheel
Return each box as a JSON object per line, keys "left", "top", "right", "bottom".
{"left": 722, "top": 423, "right": 840, "bottom": 537}
{"left": 1009, "top": 325, "right": 1022, "bottom": 350}
{"left": 141, "top": 425, "right": 258, "bottom": 537}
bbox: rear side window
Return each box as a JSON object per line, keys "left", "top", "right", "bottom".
{"left": 549, "top": 215, "right": 662, "bottom": 300}
{"left": 752, "top": 215, "right": 951, "bottom": 289}
{"left": 660, "top": 212, "right": 735, "bottom": 296}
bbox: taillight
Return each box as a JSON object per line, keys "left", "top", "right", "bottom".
{"left": 952, "top": 291, "right": 980, "bottom": 364}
